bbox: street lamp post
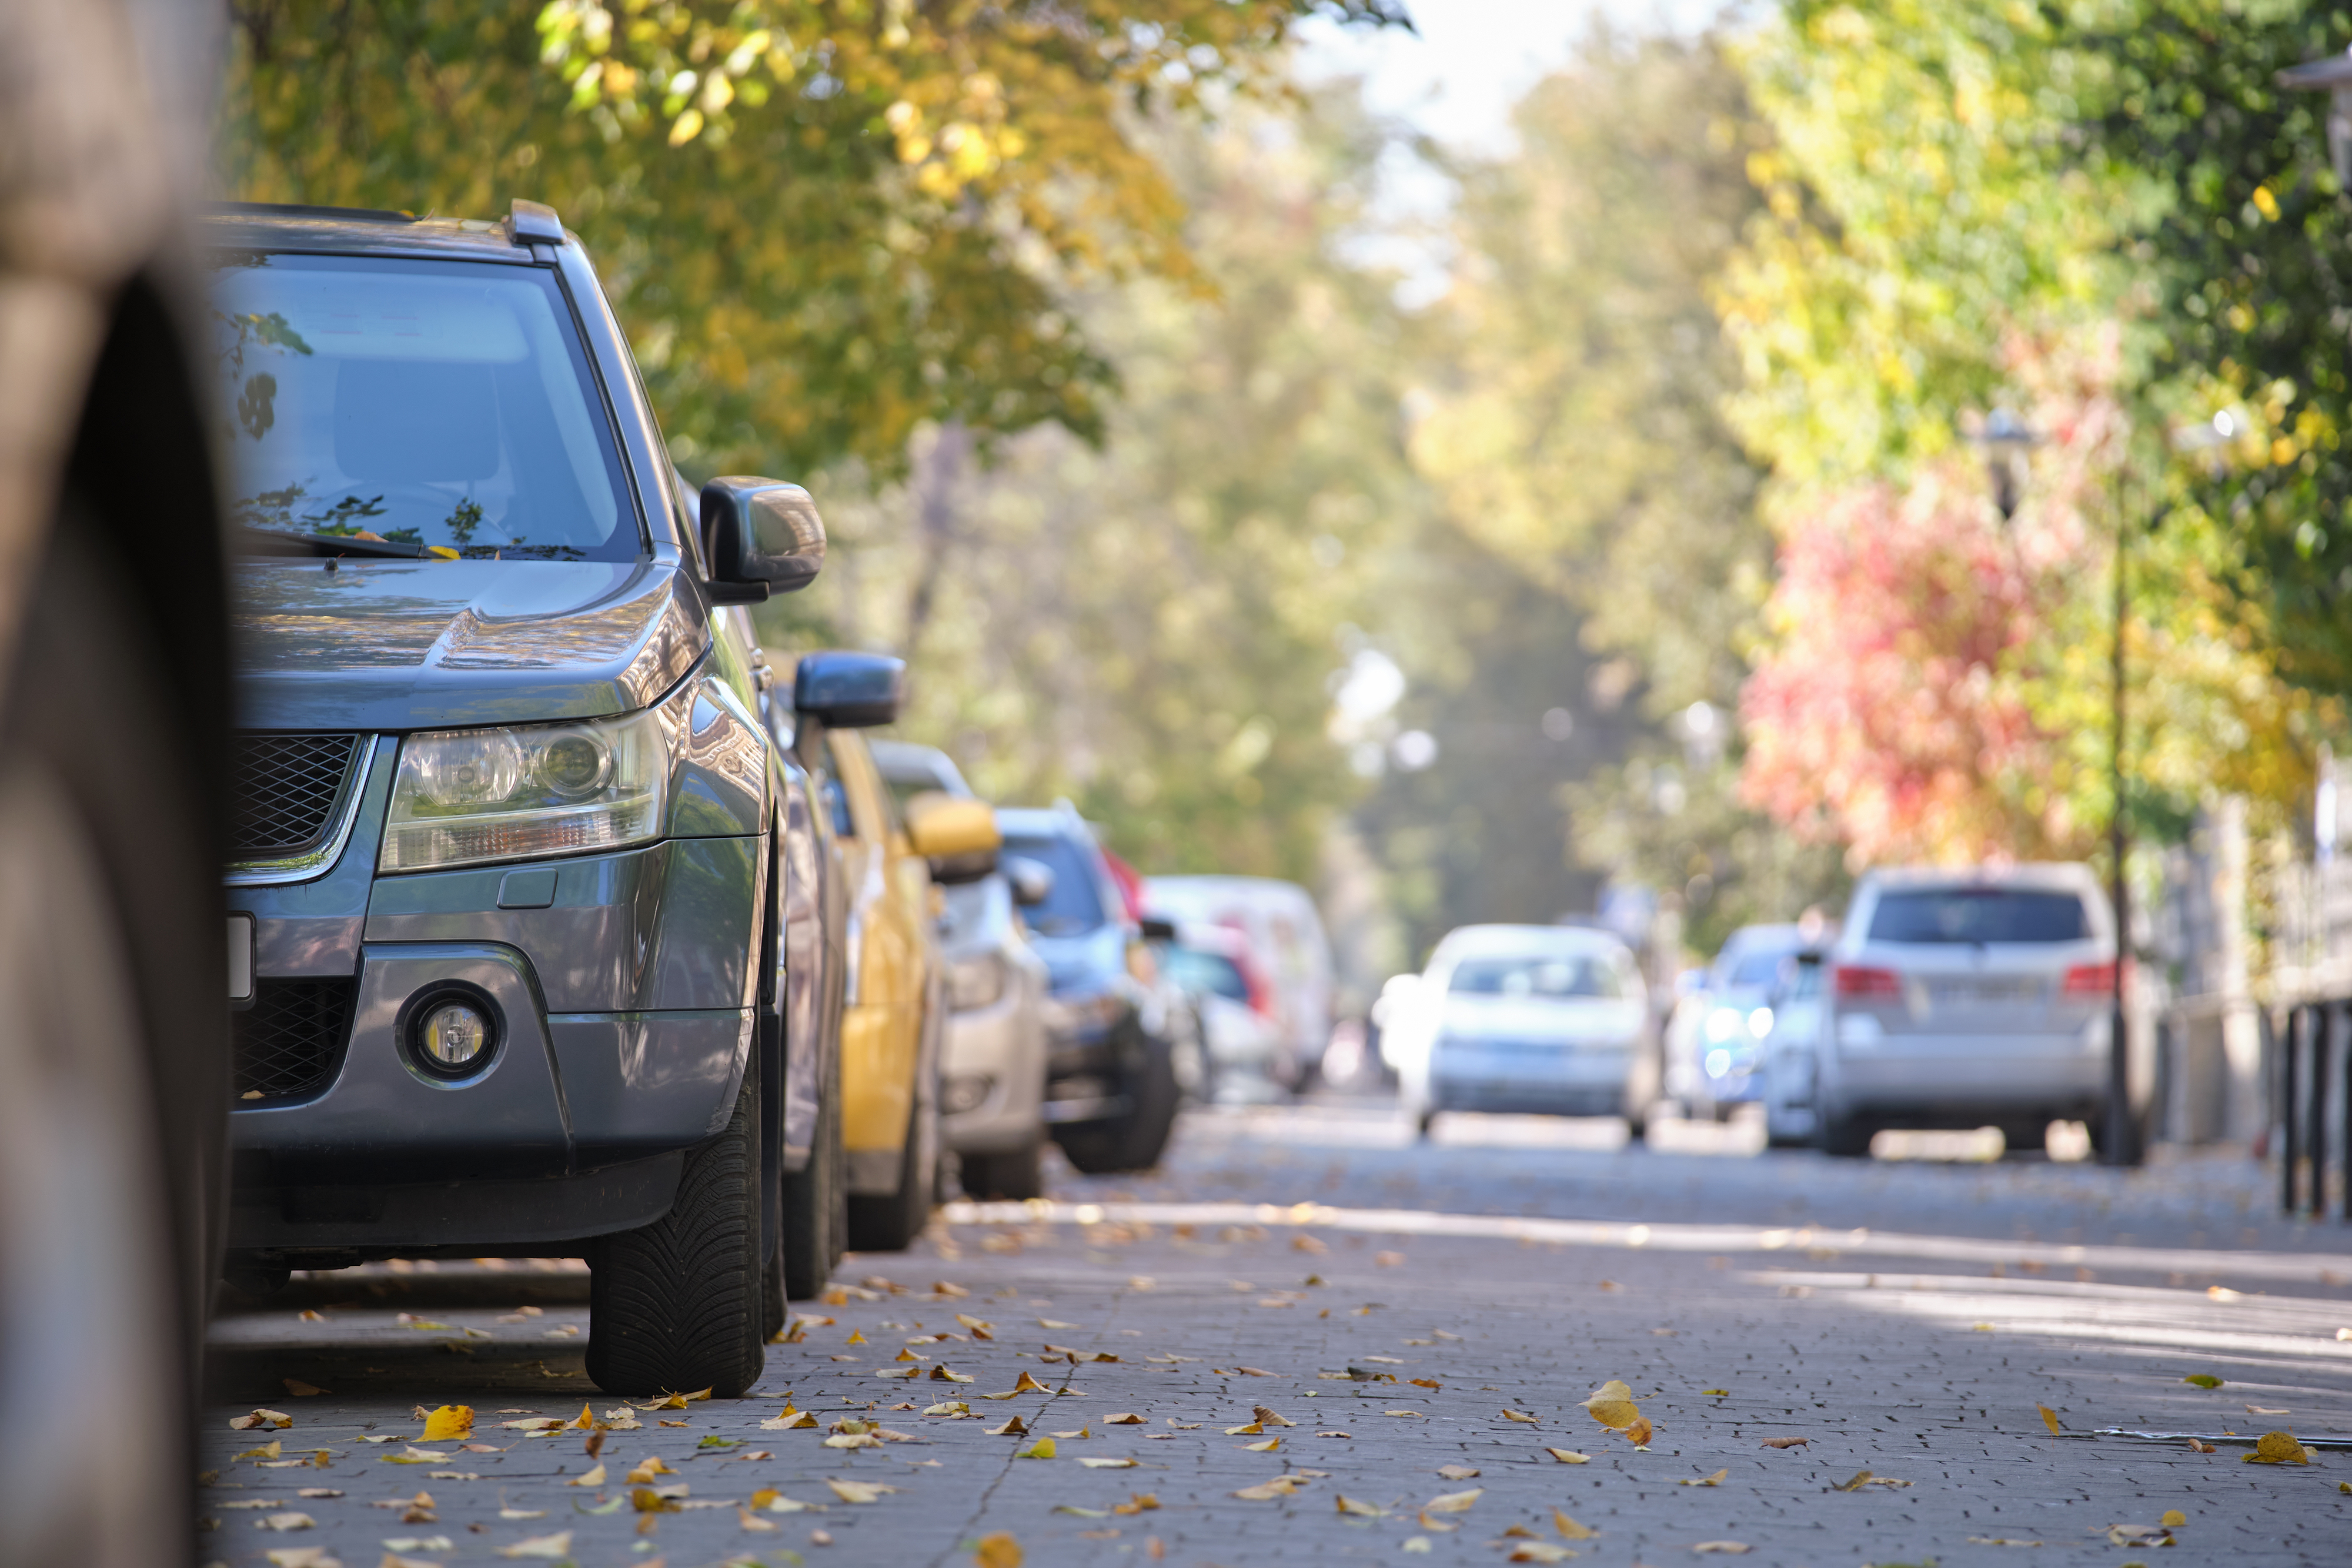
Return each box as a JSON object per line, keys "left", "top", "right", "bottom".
{"left": 1971, "top": 411, "right": 2137, "bottom": 1164}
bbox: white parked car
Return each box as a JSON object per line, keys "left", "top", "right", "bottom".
{"left": 1808, "top": 864, "right": 2117, "bottom": 1156}
{"left": 1144, "top": 875, "right": 1332, "bottom": 1086}
{"left": 1385, "top": 924, "right": 1651, "bottom": 1138}
{"left": 868, "top": 742, "right": 1051, "bottom": 1198}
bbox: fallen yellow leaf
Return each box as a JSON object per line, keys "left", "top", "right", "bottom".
{"left": 1437, "top": 1465, "right": 1479, "bottom": 1481}
{"left": 826, "top": 1479, "right": 898, "bottom": 1504}
{"left": 1015, "top": 1439, "right": 1057, "bottom": 1459}
{"left": 974, "top": 1532, "right": 1022, "bottom": 1568}
{"left": 1502, "top": 1410, "right": 1539, "bottom": 1424}
{"left": 1225, "top": 1423, "right": 1264, "bottom": 1436}
{"left": 1553, "top": 1510, "right": 1596, "bottom": 1540}
{"left": 624, "top": 1457, "right": 674, "bottom": 1483}
{"left": 762, "top": 1410, "right": 817, "bottom": 1430}
{"left": 1335, "top": 1495, "right": 1385, "bottom": 1517}
{"left": 497, "top": 1532, "right": 574, "bottom": 1560}
{"left": 1834, "top": 1470, "right": 1875, "bottom": 1492}
{"left": 1113, "top": 1493, "right": 1160, "bottom": 1514}
{"left": 846, "top": 1330, "right": 867, "bottom": 1345}
{"left": 990, "top": 1416, "right": 1027, "bottom": 1436}
{"left": 1544, "top": 1449, "right": 1591, "bottom": 1464}
{"left": 1104, "top": 1413, "right": 1145, "bottom": 1425}
{"left": 2243, "top": 1430, "right": 2311, "bottom": 1465}
{"left": 1506, "top": 1544, "right": 1578, "bottom": 1564}
{"left": 1013, "top": 1371, "right": 1048, "bottom": 1393}
{"left": 2036, "top": 1405, "right": 2062, "bottom": 1437}
{"left": 2160, "top": 1510, "right": 2186, "bottom": 1528}
{"left": 1579, "top": 1380, "right": 1639, "bottom": 1430}
{"left": 1254, "top": 1406, "right": 1297, "bottom": 1427}
{"left": 1623, "top": 1416, "right": 1653, "bottom": 1447}
{"left": 1242, "top": 1438, "right": 1280, "bottom": 1452}
{"left": 1423, "top": 1487, "right": 1483, "bottom": 1514}
{"left": 420, "top": 1405, "right": 473, "bottom": 1442}
{"left": 1232, "top": 1476, "right": 1307, "bottom": 1500}
{"left": 1690, "top": 1543, "right": 1749, "bottom": 1556}
{"left": 1679, "top": 1469, "right": 1727, "bottom": 1487}
{"left": 230, "top": 1410, "right": 293, "bottom": 1432}
{"left": 1403, "top": 1537, "right": 1432, "bottom": 1554}
{"left": 1078, "top": 1457, "right": 1137, "bottom": 1469}
{"left": 1759, "top": 1437, "right": 1808, "bottom": 1450}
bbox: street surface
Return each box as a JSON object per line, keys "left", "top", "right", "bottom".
{"left": 202, "top": 1102, "right": 2352, "bottom": 1567}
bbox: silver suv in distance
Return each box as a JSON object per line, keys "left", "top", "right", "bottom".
{"left": 1813, "top": 865, "right": 2117, "bottom": 1156}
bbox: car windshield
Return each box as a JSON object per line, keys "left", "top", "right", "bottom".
{"left": 209, "top": 253, "right": 638, "bottom": 561}
{"left": 1719, "top": 950, "right": 1792, "bottom": 988}
{"left": 1161, "top": 945, "right": 1248, "bottom": 1002}
{"left": 1004, "top": 834, "right": 1107, "bottom": 936}
{"left": 1867, "top": 888, "right": 2089, "bottom": 944}
{"left": 1448, "top": 953, "right": 1625, "bottom": 999}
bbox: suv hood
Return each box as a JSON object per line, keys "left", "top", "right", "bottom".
{"left": 233, "top": 559, "right": 702, "bottom": 731}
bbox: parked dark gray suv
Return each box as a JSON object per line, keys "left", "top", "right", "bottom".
{"left": 211, "top": 199, "right": 868, "bottom": 1396}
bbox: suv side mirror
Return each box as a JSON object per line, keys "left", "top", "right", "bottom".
{"left": 701, "top": 477, "right": 826, "bottom": 604}
{"left": 1138, "top": 915, "right": 1178, "bottom": 942}
{"left": 906, "top": 792, "right": 1000, "bottom": 883}
{"left": 793, "top": 650, "right": 904, "bottom": 728}
{"left": 1003, "top": 854, "right": 1054, "bottom": 908}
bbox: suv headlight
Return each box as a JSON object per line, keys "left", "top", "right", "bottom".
{"left": 949, "top": 954, "right": 1008, "bottom": 1012}
{"left": 381, "top": 708, "right": 669, "bottom": 872}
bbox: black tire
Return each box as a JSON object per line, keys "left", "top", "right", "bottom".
{"left": 961, "top": 1138, "right": 1044, "bottom": 1201}
{"left": 588, "top": 1065, "right": 766, "bottom": 1398}
{"left": 1817, "top": 1111, "right": 1876, "bottom": 1158}
{"left": 774, "top": 1042, "right": 844, "bottom": 1311}
{"left": 845, "top": 1095, "right": 933, "bottom": 1252}
{"left": 1055, "top": 1032, "right": 1181, "bottom": 1175}
{"left": 1, "top": 509, "right": 229, "bottom": 1567}
{"left": 2002, "top": 1121, "right": 2049, "bottom": 1154}
{"left": 1415, "top": 1106, "right": 1438, "bottom": 1141}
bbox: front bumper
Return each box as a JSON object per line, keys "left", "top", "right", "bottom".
{"left": 228, "top": 818, "right": 761, "bottom": 1252}
{"left": 942, "top": 981, "right": 1045, "bottom": 1155}
{"left": 1431, "top": 1040, "right": 1634, "bottom": 1117}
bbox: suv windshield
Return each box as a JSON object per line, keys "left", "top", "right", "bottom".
{"left": 211, "top": 254, "right": 637, "bottom": 561}
{"left": 1003, "top": 834, "right": 1107, "bottom": 937}
{"left": 1449, "top": 954, "right": 1625, "bottom": 999}
{"left": 1867, "top": 888, "right": 2088, "bottom": 944}
{"left": 1161, "top": 945, "right": 1248, "bottom": 1002}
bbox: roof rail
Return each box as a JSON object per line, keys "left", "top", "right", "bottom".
{"left": 203, "top": 200, "right": 417, "bottom": 224}
{"left": 507, "top": 198, "right": 566, "bottom": 247}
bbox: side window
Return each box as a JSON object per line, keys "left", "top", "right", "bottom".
{"left": 820, "top": 770, "right": 854, "bottom": 840}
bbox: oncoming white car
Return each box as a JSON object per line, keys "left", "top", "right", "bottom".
{"left": 1385, "top": 925, "right": 1650, "bottom": 1138}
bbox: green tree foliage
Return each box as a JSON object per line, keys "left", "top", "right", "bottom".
{"left": 222, "top": 0, "right": 1401, "bottom": 479}
{"left": 1401, "top": 31, "right": 1843, "bottom": 951}
{"left": 1722, "top": 0, "right": 2331, "bottom": 870}
{"left": 2085, "top": 2, "right": 2352, "bottom": 694}
{"left": 779, "top": 93, "right": 1436, "bottom": 885}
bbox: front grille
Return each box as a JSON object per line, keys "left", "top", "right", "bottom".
{"left": 233, "top": 733, "right": 362, "bottom": 859}
{"left": 232, "top": 978, "right": 356, "bottom": 1101}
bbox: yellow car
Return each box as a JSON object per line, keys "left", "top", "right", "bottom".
{"left": 789, "top": 654, "right": 950, "bottom": 1251}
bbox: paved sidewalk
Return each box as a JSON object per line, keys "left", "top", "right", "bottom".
{"left": 201, "top": 1203, "right": 2352, "bottom": 1568}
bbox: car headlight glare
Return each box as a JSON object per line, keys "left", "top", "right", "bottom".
{"left": 382, "top": 708, "right": 669, "bottom": 872}
{"left": 1704, "top": 1006, "right": 1744, "bottom": 1044}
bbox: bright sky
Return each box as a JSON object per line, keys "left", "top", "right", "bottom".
{"left": 1291, "top": 1, "right": 1732, "bottom": 300}
{"left": 1294, "top": 0, "right": 1730, "bottom": 157}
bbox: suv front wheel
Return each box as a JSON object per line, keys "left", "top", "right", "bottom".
{"left": 587, "top": 1061, "right": 766, "bottom": 1398}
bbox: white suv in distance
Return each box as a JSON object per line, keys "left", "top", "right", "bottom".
{"left": 1388, "top": 924, "right": 1651, "bottom": 1138}
{"left": 1813, "top": 865, "right": 2117, "bottom": 1156}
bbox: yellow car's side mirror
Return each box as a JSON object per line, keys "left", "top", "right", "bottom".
{"left": 905, "top": 792, "right": 1000, "bottom": 884}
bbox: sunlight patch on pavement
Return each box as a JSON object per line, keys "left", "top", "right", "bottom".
{"left": 1872, "top": 1128, "right": 2005, "bottom": 1162}
{"left": 1743, "top": 1268, "right": 2352, "bottom": 1366}
{"left": 936, "top": 1198, "right": 2352, "bottom": 1285}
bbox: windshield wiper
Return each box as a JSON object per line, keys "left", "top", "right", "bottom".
{"left": 233, "top": 526, "right": 440, "bottom": 560}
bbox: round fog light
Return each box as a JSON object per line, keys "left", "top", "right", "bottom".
{"left": 943, "top": 1074, "right": 995, "bottom": 1115}
{"left": 420, "top": 1000, "right": 492, "bottom": 1071}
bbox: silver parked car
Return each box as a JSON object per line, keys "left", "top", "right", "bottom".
{"left": 1810, "top": 865, "right": 2117, "bottom": 1156}
{"left": 869, "top": 741, "right": 1050, "bottom": 1199}
{"left": 1388, "top": 924, "right": 1651, "bottom": 1138}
